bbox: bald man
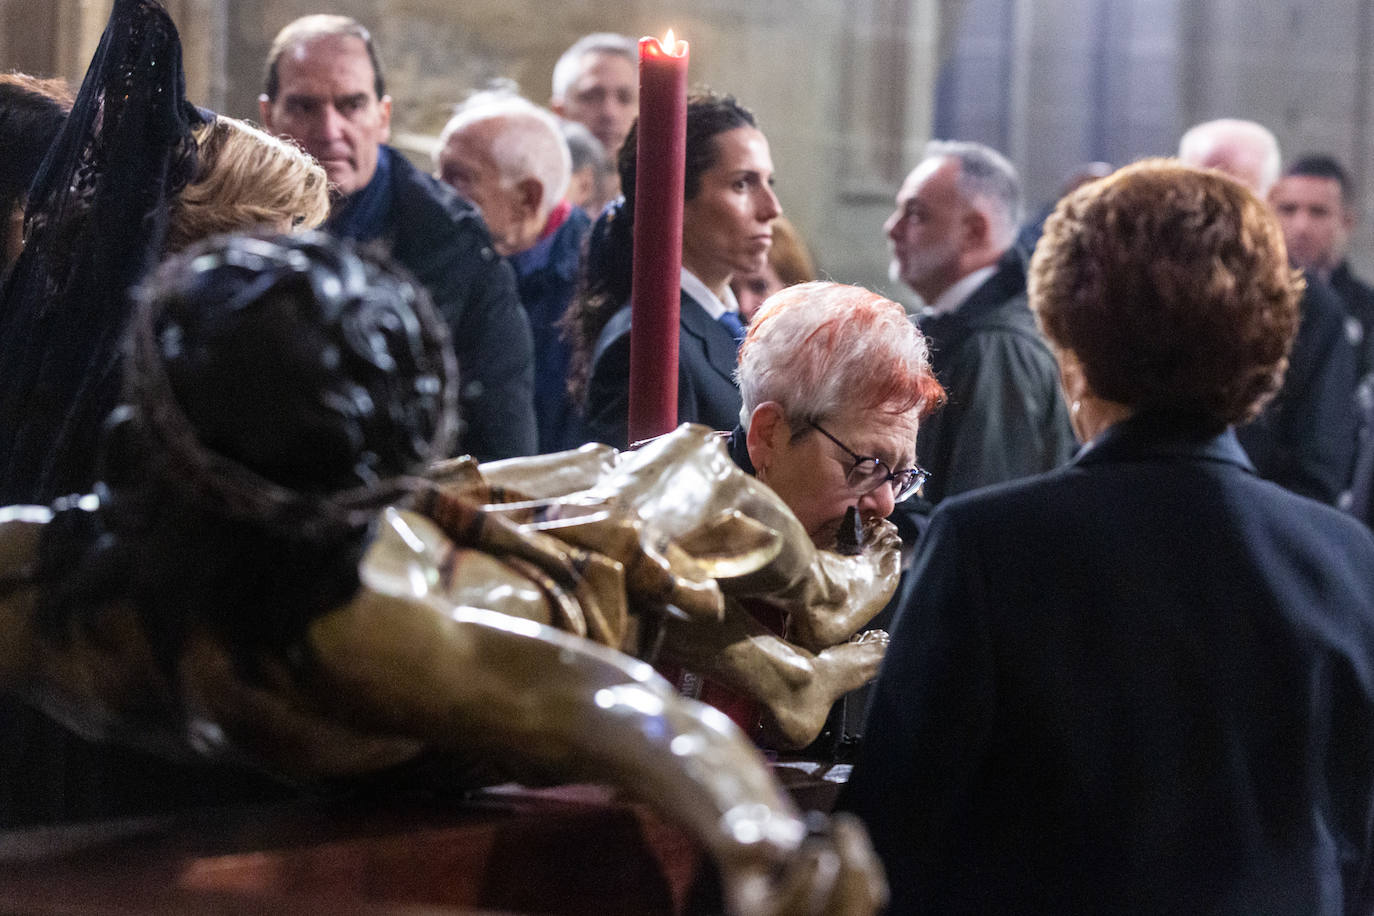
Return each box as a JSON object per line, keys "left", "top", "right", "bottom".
{"left": 1179, "top": 119, "right": 1357, "bottom": 505}
{"left": 436, "top": 93, "right": 591, "bottom": 453}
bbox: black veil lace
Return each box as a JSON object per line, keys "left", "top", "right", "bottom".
{"left": 0, "top": 0, "right": 203, "bottom": 504}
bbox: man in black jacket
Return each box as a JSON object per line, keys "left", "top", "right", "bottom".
{"left": 1270, "top": 155, "right": 1374, "bottom": 515}
{"left": 885, "top": 140, "right": 1075, "bottom": 508}
{"left": 1179, "top": 120, "right": 1357, "bottom": 504}
{"left": 434, "top": 92, "right": 590, "bottom": 454}
{"left": 260, "top": 15, "right": 536, "bottom": 462}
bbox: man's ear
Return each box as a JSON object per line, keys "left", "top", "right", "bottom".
{"left": 258, "top": 94, "right": 274, "bottom": 130}
{"left": 1056, "top": 350, "right": 1087, "bottom": 404}
{"left": 745, "top": 401, "right": 789, "bottom": 478}
{"left": 378, "top": 94, "right": 393, "bottom": 144}
{"left": 515, "top": 177, "right": 546, "bottom": 221}
{"left": 962, "top": 205, "right": 991, "bottom": 249}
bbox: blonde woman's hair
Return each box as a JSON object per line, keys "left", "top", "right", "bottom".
{"left": 166, "top": 116, "right": 330, "bottom": 252}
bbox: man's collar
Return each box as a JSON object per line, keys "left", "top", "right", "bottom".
{"left": 680, "top": 266, "right": 740, "bottom": 320}
{"left": 926, "top": 264, "right": 997, "bottom": 315}
{"left": 511, "top": 200, "right": 573, "bottom": 275}
{"left": 326, "top": 146, "right": 393, "bottom": 243}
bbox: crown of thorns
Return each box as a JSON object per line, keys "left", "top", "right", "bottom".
{"left": 125, "top": 234, "right": 458, "bottom": 538}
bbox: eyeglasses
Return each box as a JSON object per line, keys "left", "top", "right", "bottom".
{"left": 810, "top": 421, "right": 929, "bottom": 503}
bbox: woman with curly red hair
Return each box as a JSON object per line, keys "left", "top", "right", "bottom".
{"left": 842, "top": 159, "right": 1374, "bottom": 915}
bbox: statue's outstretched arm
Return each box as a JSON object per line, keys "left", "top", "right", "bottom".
{"left": 305, "top": 591, "right": 886, "bottom": 915}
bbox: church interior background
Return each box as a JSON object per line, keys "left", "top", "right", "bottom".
{"left": 4, "top": 0, "right": 1374, "bottom": 300}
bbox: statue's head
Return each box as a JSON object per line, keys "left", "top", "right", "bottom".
{"left": 110, "top": 232, "right": 458, "bottom": 531}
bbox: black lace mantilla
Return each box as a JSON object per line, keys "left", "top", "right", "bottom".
{"left": 0, "top": 0, "right": 202, "bottom": 504}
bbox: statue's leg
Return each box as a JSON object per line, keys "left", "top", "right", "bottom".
{"left": 309, "top": 595, "right": 776, "bottom": 872}
{"left": 660, "top": 602, "right": 889, "bottom": 749}
{"left": 306, "top": 593, "right": 885, "bottom": 915}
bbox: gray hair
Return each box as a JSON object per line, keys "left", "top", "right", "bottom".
{"left": 925, "top": 139, "right": 1023, "bottom": 246}
{"left": 1178, "top": 118, "right": 1282, "bottom": 196}
{"left": 436, "top": 92, "right": 572, "bottom": 216}
{"left": 263, "top": 15, "right": 384, "bottom": 102}
{"left": 737, "top": 282, "right": 941, "bottom": 430}
{"left": 559, "top": 118, "right": 610, "bottom": 175}
{"left": 551, "top": 33, "right": 637, "bottom": 102}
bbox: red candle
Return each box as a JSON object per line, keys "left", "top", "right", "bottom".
{"left": 628, "top": 30, "right": 689, "bottom": 445}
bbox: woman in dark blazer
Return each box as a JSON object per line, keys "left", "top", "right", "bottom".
{"left": 840, "top": 160, "right": 1374, "bottom": 915}
{"left": 566, "top": 91, "right": 781, "bottom": 450}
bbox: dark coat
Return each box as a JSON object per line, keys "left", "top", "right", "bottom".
{"left": 1330, "top": 262, "right": 1374, "bottom": 521}
{"left": 582, "top": 290, "right": 743, "bottom": 449}
{"left": 915, "top": 249, "right": 1076, "bottom": 506}
{"left": 1236, "top": 274, "right": 1357, "bottom": 504}
{"left": 839, "top": 411, "right": 1374, "bottom": 915}
{"left": 331, "top": 148, "right": 537, "bottom": 462}
{"left": 511, "top": 205, "right": 591, "bottom": 453}
{"left": 1331, "top": 260, "right": 1374, "bottom": 382}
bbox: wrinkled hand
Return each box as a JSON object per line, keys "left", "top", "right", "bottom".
{"left": 726, "top": 813, "right": 888, "bottom": 916}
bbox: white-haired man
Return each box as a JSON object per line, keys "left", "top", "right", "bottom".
{"left": 1179, "top": 119, "right": 1357, "bottom": 504}
{"left": 886, "top": 140, "right": 1075, "bottom": 509}
{"left": 436, "top": 93, "right": 590, "bottom": 453}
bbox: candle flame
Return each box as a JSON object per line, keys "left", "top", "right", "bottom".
{"left": 663, "top": 29, "right": 676, "bottom": 53}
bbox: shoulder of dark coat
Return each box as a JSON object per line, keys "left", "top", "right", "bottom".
{"left": 385, "top": 150, "right": 503, "bottom": 267}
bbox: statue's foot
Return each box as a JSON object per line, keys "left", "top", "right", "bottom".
{"left": 764, "top": 631, "right": 889, "bottom": 748}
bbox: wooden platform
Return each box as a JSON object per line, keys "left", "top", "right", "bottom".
{"left": 0, "top": 763, "right": 850, "bottom": 915}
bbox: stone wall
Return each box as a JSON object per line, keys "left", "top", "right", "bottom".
{"left": 1, "top": 0, "right": 939, "bottom": 300}
{"left": 935, "top": 0, "right": 1374, "bottom": 275}
{"left": 24, "top": 2, "right": 1374, "bottom": 291}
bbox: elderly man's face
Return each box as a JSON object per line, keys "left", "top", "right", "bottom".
{"left": 555, "top": 51, "right": 637, "bottom": 158}
{"left": 435, "top": 122, "right": 525, "bottom": 257}
{"left": 260, "top": 34, "right": 391, "bottom": 198}
{"left": 1271, "top": 174, "right": 1351, "bottom": 273}
{"left": 885, "top": 156, "right": 967, "bottom": 304}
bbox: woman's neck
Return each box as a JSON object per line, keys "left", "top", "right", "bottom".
{"left": 681, "top": 255, "right": 730, "bottom": 301}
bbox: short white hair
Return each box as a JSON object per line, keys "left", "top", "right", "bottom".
{"left": 1178, "top": 118, "right": 1282, "bottom": 196}
{"left": 737, "top": 282, "right": 941, "bottom": 429}
{"left": 924, "top": 139, "right": 1023, "bottom": 248}
{"left": 551, "top": 33, "right": 637, "bottom": 103}
{"left": 436, "top": 92, "right": 572, "bottom": 214}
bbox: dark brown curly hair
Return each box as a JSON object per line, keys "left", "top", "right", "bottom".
{"left": 1029, "top": 158, "right": 1302, "bottom": 428}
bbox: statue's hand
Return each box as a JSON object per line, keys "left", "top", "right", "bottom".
{"left": 725, "top": 813, "right": 888, "bottom": 916}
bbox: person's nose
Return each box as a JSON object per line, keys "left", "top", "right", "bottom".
{"left": 884, "top": 210, "right": 902, "bottom": 241}
{"left": 858, "top": 480, "right": 896, "bottom": 521}
{"left": 759, "top": 184, "right": 782, "bottom": 221}
{"left": 598, "top": 96, "right": 625, "bottom": 123}
{"left": 317, "top": 103, "right": 347, "bottom": 142}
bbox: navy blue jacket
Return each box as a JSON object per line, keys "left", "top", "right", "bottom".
{"left": 841, "top": 411, "right": 1374, "bottom": 915}
{"left": 582, "top": 290, "right": 742, "bottom": 449}
{"left": 511, "top": 205, "right": 590, "bottom": 453}
{"left": 1237, "top": 275, "right": 1356, "bottom": 504}
{"left": 329, "top": 147, "right": 536, "bottom": 461}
